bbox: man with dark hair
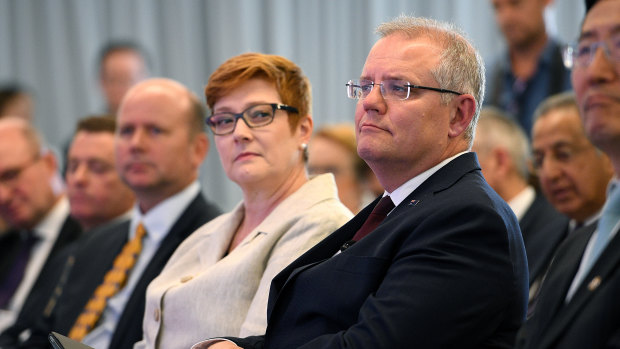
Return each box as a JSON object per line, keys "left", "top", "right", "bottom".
{"left": 486, "top": 0, "right": 572, "bottom": 137}
{"left": 516, "top": 1, "right": 620, "bottom": 348}
{"left": 97, "top": 41, "right": 150, "bottom": 115}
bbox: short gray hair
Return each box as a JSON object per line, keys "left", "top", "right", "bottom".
{"left": 376, "top": 15, "right": 486, "bottom": 147}
{"left": 533, "top": 91, "right": 578, "bottom": 122}
{"left": 476, "top": 107, "right": 531, "bottom": 180}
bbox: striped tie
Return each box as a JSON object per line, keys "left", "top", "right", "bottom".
{"left": 68, "top": 223, "right": 147, "bottom": 341}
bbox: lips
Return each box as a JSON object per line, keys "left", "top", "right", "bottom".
{"left": 549, "top": 187, "right": 574, "bottom": 202}
{"left": 234, "top": 152, "right": 259, "bottom": 161}
{"left": 583, "top": 92, "right": 620, "bottom": 112}
{"left": 359, "top": 122, "right": 389, "bottom": 134}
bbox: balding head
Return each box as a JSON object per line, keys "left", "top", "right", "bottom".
{"left": 115, "top": 78, "right": 209, "bottom": 212}
{"left": 0, "top": 117, "right": 60, "bottom": 229}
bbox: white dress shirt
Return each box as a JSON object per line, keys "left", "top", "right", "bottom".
{"left": 82, "top": 181, "right": 201, "bottom": 349}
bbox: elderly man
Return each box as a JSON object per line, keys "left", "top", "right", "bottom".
{"left": 473, "top": 107, "right": 568, "bottom": 289}
{"left": 12, "top": 79, "right": 221, "bottom": 349}
{"left": 203, "top": 14, "right": 528, "bottom": 349}
{"left": 516, "top": 0, "right": 620, "bottom": 348}
{"left": 531, "top": 92, "right": 613, "bottom": 231}
{"left": 0, "top": 118, "right": 82, "bottom": 331}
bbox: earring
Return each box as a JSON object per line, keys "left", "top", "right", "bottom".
{"left": 301, "top": 143, "right": 308, "bottom": 162}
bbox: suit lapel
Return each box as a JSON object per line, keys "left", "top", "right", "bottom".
{"left": 539, "top": 223, "right": 620, "bottom": 348}
{"left": 267, "top": 152, "right": 481, "bottom": 321}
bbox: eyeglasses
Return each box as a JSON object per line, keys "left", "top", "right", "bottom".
{"left": 206, "top": 103, "right": 299, "bottom": 135}
{"left": 0, "top": 155, "right": 40, "bottom": 188}
{"left": 562, "top": 36, "right": 620, "bottom": 69}
{"left": 346, "top": 79, "right": 463, "bottom": 100}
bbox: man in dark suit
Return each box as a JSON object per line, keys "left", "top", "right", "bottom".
{"left": 473, "top": 107, "right": 568, "bottom": 288}
{"left": 516, "top": 0, "right": 620, "bottom": 348}
{"left": 0, "top": 115, "right": 138, "bottom": 346}
{"left": 0, "top": 117, "right": 82, "bottom": 332}
{"left": 10, "top": 78, "right": 221, "bottom": 349}
{"left": 201, "top": 15, "right": 528, "bottom": 349}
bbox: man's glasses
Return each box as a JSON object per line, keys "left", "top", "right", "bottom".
{"left": 0, "top": 155, "right": 40, "bottom": 188}
{"left": 346, "top": 79, "right": 463, "bottom": 101}
{"left": 206, "top": 103, "right": 299, "bottom": 135}
{"left": 562, "top": 36, "right": 620, "bottom": 69}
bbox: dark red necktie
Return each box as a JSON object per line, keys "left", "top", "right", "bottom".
{"left": 352, "top": 196, "right": 395, "bottom": 241}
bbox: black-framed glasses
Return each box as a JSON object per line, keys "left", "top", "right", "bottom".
{"left": 562, "top": 36, "right": 620, "bottom": 69}
{"left": 346, "top": 79, "right": 463, "bottom": 100}
{"left": 206, "top": 103, "right": 299, "bottom": 135}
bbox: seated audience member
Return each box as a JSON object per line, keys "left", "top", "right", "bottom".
{"left": 10, "top": 78, "right": 221, "bottom": 349}
{"left": 0, "top": 84, "right": 34, "bottom": 122}
{"left": 473, "top": 107, "right": 568, "bottom": 291}
{"left": 516, "top": 1, "right": 620, "bottom": 347}
{"left": 66, "top": 115, "right": 135, "bottom": 230}
{"left": 531, "top": 92, "right": 613, "bottom": 231}
{"left": 308, "top": 123, "right": 376, "bottom": 213}
{"left": 134, "top": 53, "right": 353, "bottom": 349}
{"left": 0, "top": 84, "right": 35, "bottom": 235}
{"left": 0, "top": 118, "right": 82, "bottom": 331}
{"left": 0, "top": 115, "right": 136, "bottom": 346}
{"left": 197, "top": 14, "right": 528, "bottom": 349}
{"left": 96, "top": 41, "right": 150, "bottom": 116}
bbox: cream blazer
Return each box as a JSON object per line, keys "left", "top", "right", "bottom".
{"left": 134, "top": 174, "right": 353, "bottom": 349}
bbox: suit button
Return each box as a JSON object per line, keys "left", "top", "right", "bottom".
{"left": 180, "top": 275, "right": 193, "bottom": 283}
{"left": 154, "top": 308, "right": 160, "bottom": 322}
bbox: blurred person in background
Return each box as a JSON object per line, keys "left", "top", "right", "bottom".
{"left": 308, "top": 123, "right": 377, "bottom": 213}
{"left": 473, "top": 107, "right": 568, "bottom": 293}
{"left": 0, "top": 117, "right": 81, "bottom": 332}
{"left": 486, "top": 0, "right": 572, "bottom": 137}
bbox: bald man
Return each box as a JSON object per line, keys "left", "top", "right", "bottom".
{"left": 11, "top": 79, "right": 221, "bottom": 349}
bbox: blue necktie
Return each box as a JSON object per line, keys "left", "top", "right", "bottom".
{"left": 582, "top": 183, "right": 620, "bottom": 275}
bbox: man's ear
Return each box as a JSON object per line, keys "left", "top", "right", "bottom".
{"left": 448, "top": 94, "right": 476, "bottom": 138}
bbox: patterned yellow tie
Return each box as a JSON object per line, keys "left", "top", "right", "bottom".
{"left": 68, "top": 223, "right": 147, "bottom": 341}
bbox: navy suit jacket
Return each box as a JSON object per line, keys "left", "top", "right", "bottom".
{"left": 15, "top": 193, "right": 220, "bottom": 349}
{"left": 517, "top": 221, "right": 620, "bottom": 349}
{"left": 0, "top": 215, "right": 82, "bottom": 313}
{"left": 519, "top": 192, "right": 568, "bottom": 285}
{"left": 229, "top": 153, "right": 528, "bottom": 349}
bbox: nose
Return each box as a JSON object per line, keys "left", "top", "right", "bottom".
{"left": 539, "top": 155, "right": 563, "bottom": 183}
{"left": 128, "top": 128, "right": 148, "bottom": 151}
{"left": 0, "top": 182, "right": 12, "bottom": 203}
{"left": 585, "top": 46, "right": 618, "bottom": 84}
{"left": 231, "top": 116, "right": 253, "bottom": 142}
{"left": 69, "top": 163, "right": 89, "bottom": 186}
{"left": 361, "top": 84, "right": 387, "bottom": 115}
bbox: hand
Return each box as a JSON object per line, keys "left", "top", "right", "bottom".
{"left": 205, "top": 341, "right": 242, "bottom": 349}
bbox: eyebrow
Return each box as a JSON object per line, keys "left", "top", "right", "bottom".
{"left": 580, "top": 24, "right": 620, "bottom": 41}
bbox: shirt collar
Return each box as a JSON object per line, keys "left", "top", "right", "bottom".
{"left": 388, "top": 151, "right": 468, "bottom": 208}
{"left": 34, "top": 195, "right": 70, "bottom": 241}
{"left": 129, "top": 181, "right": 201, "bottom": 242}
{"left": 508, "top": 186, "right": 536, "bottom": 221}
